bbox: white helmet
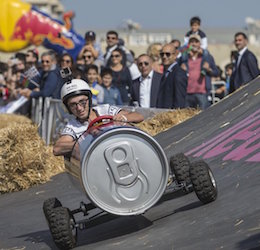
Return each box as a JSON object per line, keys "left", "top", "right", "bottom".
{"left": 61, "top": 79, "right": 92, "bottom": 112}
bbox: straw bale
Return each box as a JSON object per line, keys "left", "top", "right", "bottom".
{"left": 0, "top": 114, "right": 32, "bottom": 129}
{"left": 0, "top": 115, "right": 64, "bottom": 193}
{"left": 136, "top": 108, "right": 200, "bottom": 136}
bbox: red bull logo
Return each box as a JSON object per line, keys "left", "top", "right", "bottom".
{"left": 0, "top": 0, "right": 85, "bottom": 59}
{"left": 11, "top": 10, "right": 74, "bottom": 50}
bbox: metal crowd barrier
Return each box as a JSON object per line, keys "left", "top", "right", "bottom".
{"left": 31, "top": 97, "right": 168, "bottom": 146}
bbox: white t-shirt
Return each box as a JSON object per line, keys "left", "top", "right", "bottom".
{"left": 61, "top": 104, "right": 121, "bottom": 139}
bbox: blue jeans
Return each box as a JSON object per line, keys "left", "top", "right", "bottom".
{"left": 185, "top": 93, "right": 209, "bottom": 110}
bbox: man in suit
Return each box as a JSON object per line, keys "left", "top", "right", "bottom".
{"left": 156, "top": 43, "right": 187, "bottom": 109}
{"left": 130, "top": 54, "right": 162, "bottom": 107}
{"left": 230, "top": 32, "right": 260, "bottom": 93}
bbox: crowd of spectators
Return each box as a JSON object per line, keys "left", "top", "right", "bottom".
{"left": 0, "top": 16, "right": 259, "bottom": 117}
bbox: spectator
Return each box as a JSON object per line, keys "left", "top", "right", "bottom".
{"left": 214, "top": 63, "right": 233, "bottom": 99}
{"left": 72, "top": 67, "right": 85, "bottom": 80}
{"left": 101, "top": 68, "right": 123, "bottom": 105}
{"left": 83, "top": 50, "right": 95, "bottom": 69}
{"left": 25, "top": 49, "right": 39, "bottom": 68}
{"left": 147, "top": 42, "right": 163, "bottom": 73}
{"left": 224, "top": 63, "right": 233, "bottom": 93}
{"left": 130, "top": 54, "right": 162, "bottom": 108}
{"left": 156, "top": 43, "right": 187, "bottom": 109}
{"left": 230, "top": 50, "right": 239, "bottom": 65}
{"left": 171, "top": 39, "right": 182, "bottom": 64}
{"left": 109, "top": 48, "right": 133, "bottom": 105}
{"left": 78, "top": 31, "right": 104, "bottom": 69}
{"left": 229, "top": 32, "right": 260, "bottom": 93}
{"left": 5, "top": 55, "right": 27, "bottom": 100}
{"left": 0, "top": 64, "right": 9, "bottom": 105}
{"left": 184, "top": 16, "right": 208, "bottom": 50}
{"left": 104, "top": 30, "right": 134, "bottom": 67}
{"left": 19, "top": 50, "right": 62, "bottom": 99}
{"left": 60, "top": 53, "right": 74, "bottom": 69}
{"left": 85, "top": 64, "right": 104, "bottom": 105}
{"left": 180, "top": 34, "right": 219, "bottom": 110}
{"left": 128, "top": 49, "right": 141, "bottom": 80}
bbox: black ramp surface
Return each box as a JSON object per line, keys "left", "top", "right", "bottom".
{"left": 0, "top": 77, "right": 260, "bottom": 250}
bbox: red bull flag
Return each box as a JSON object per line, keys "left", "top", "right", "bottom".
{"left": 0, "top": 0, "right": 85, "bottom": 59}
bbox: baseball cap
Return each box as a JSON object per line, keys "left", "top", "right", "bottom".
{"left": 189, "top": 34, "right": 201, "bottom": 42}
{"left": 85, "top": 31, "right": 96, "bottom": 40}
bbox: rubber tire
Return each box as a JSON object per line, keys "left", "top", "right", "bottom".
{"left": 170, "top": 153, "right": 191, "bottom": 184}
{"left": 189, "top": 160, "right": 218, "bottom": 204}
{"left": 48, "top": 207, "right": 77, "bottom": 250}
{"left": 43, "top": 197, "right": 62, "bottom": 220}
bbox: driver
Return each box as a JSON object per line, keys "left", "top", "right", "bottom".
{"left": 53, "top": 78, "right": 144, "bottom": 156}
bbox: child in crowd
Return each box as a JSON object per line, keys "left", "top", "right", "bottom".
{"left": 85, "top": 65, "right": 104, "bottom": 105}
{"left": 184, "top": 16, "right": 208, "bottom": 50}
{"left": 101, "top": 68, "right": 123, "bottom": 105}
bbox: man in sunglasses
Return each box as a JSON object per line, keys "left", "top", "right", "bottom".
{"left": 104, "top": 30, "right": 134, "bottom": 68}
{"left": 19, "top": 50, "right": 63, "bottom": 100}
{"left": 53, "top": 78, "right": 144, "bottom": 156}
{"left": 156, "top": 43, "right": 187, "bottom": 109}
{"left": 130, "top": 54, "right": 162, "bottom": 107}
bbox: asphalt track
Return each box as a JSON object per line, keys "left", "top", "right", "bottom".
{"left": 0, "top": 78, "right": 260, "bottom": 250}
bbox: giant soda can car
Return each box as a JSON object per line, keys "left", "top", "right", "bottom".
{"left": 66, "top": 115, "right": 169, "bottom": 216}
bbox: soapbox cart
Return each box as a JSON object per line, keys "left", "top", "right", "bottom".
{"left": 43, "top": 115, "right": 218, "bottom": 249}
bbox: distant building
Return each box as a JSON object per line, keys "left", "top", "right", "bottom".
{"left": 24, "top": 0, "right": 64, "bottom": 19}
{"left": 245, "top": 17, "right": 260, "bottom": 45}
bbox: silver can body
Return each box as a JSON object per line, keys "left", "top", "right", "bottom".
{"left": 67, "top": 123, "right": 169, "bottom": 216}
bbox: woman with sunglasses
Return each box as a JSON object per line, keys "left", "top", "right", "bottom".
{"left": 60, "top": 53, "right": 74, "bottom": 69}
{"left": 109, "top": 48, "right": 133, "bottom": 105}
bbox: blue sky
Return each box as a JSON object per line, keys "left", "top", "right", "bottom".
{"left": 61, "top": 0, "right": 260, "bottom": 30}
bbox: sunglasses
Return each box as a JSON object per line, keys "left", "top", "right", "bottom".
{"left": 160, "top": 52, "right": 174, "bottom": 58}
{"left": 138, "top": 61, "right": 149, "bottom": 67}
{"left": 62, "top": 59, "right": 71, "bottom": 63}
{"left": 83, "top": 55, "right": 93, "bottom": 59}
{"left": 111, "top": 54, "right": 120, "bottom": 58}
{"left": 68, "top": 99, "right": 89, "bottom": 110}
{"left": 42, "top": 60, "right": 50, "bottom": 64}
{"left": 107, "top": 36, "right": 117, "bottom": 40}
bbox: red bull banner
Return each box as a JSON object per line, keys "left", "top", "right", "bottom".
{"left": 0, "top": 0, "right": 85, "bottom": 59}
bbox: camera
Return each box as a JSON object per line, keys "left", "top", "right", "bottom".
{"left": 60, "top": 67, "right": 72, "bottom": 79}
{"left": 60, "top": 67, "right": 73, "bottom": 84}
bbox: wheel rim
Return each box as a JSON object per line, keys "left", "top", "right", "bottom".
{"left": 208, "top": 169, "right": 217, "bottom": 188}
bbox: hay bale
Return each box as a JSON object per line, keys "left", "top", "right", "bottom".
{"left": 0, "top": 115, "right": 64, "bottom": 194}
{"left": 136, "top": 108, "right": 200, "bottom": 136}
{"left": 0, "top": 114, "right": 32, "bottom": 129}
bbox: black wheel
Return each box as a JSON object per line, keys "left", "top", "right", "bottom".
{"left": 170, "top": 153, "right": 191, "bottom": 185}
{"left": 189, "top": 160, "right": 217, "bottom": 204}
{"left": 43, "top": 197, "right": 62, "bottom": 220}
{"left": 48, "top": 207, "right": 77, "bottom": 250}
